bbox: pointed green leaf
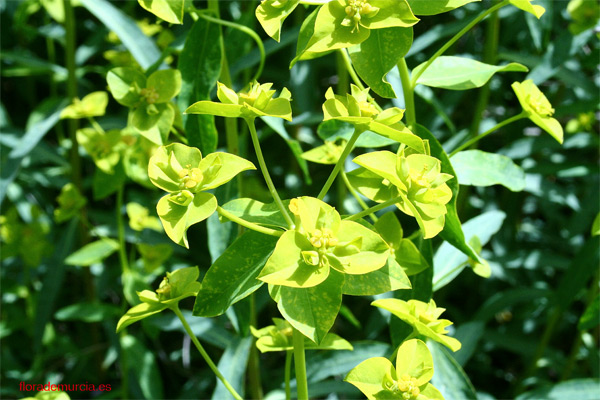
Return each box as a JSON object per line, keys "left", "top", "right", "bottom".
{"left": 428, "top": 340, "right": 477, "bottom": 400}
{"left": 407, "top": 0, "right": 480, "bottom": 15}
{"left": 256, "top": 0, "right": 300, "bottom": 42}
{"left": 65, "top": 238, "right": 120, "bottom": 266}
{"left": 450, "top": 150, "right": 526, "bottom": 191}
{"left": 60, "top": 91, "right": 109, "bottom": 119}
{"left": 138, "top": 0, "right": 184, "bottom": 24}
{"left": 116, "top": 301, "right": 167, "bottom": 332}
{"left": 185, "top": 101, "right": 245, "bottom": 118}
{"left": 200, "top": 152, "right": 256, "bottom": 190}
{"left": 193, "top": 230, "right": 278, "bottom": 317}
{"left": 414, "top": 56, "right": 528, "bottom": 90}
{"left": 343, "top": 255, "right": 411, "bottom": 295}
{"left": 348, "top": 27, "right": 413, "bottom": 98}
{"left": 509, "top": 0, "right": 545, "bottom": 19}
{"left": 275, "top": 270, "right": 344, "bottom": 343}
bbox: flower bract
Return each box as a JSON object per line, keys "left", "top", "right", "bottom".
{"left": 512, "top": 80, "right": 563, "bottom": 144}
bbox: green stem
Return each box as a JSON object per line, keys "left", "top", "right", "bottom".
{"left": 245, "top": 118, "right": 294, "bottom": 228}
{"left": 398, "top": 58, "right": 416, "bottom": 131}
{"left": 172, "top": 305, "right": 243, "bottom": 400}
{"left": 217, "top": 206, "right": 283, "bottom": 237}
{"left": 449, "top": 112, "right": 527, "bottom": 156}
{"left": 340, "top": 170, "right": 377, "bottom": 222}
{"left": 336, "top": 51, "right": 349, "bottom": 95}
{"left": 344, "top": 195, "right": 404, "bottom": 222}
{"left": 87, "top": 117, "right": 105, "bottom": 134}
{"left": 292, "top": 328, "right": 309, "bottom": 400}
{"left": 317, "top": 126, "right": 365, "bottom": 200}
{"left": 116, "top": 185, "right": 129, "bottom": 273}
{"left": 284, "top": 350, "right": 293, "bottom": 400}
{"left": 410, "top": 0, "right": 509, "bottom": 87}
{"left": 197, "top": 13, "right": 265, "bottom": 82}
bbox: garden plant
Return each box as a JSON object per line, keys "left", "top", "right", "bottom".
{"left": 1, "top": 0, "right": 599, "bottom": 399}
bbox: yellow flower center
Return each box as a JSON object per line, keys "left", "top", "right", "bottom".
{"left": 343, "top": 0, "right": 379, "bottom": 32}
{"left": 309, "top": 228, "right": 338, "bottom": 249}
{"left": 359, "top": 100, "right": 379, "bottom": 117}
{"left": 409, "top": 165, "right": 432, "bottom": 188}
{"left": 385, "top": 374, "right": 421, "bottom": 399}
{"left": 178, "top": 166, "right": 204, "bottom": 191}
{"left": 140, "top": 87, "right": 160, "bottom": 104}
{"left": 528, "top": 95, "right": 554, "bottom": 117}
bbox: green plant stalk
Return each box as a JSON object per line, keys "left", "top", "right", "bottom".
{"left": 469, "top": 1, "right": 500, "bottom": 138}
{"left": 449, "top": 112, "right": 527, "bottom": 156}
{"left": 172, "top": 305, "right": 243, "bottom": 400}
{"left": 197, "top": 13, "right": 265, "bottom": 83}
{"left": 317, "top": 126, "right": 365, "bottom": 200}
{"left": 247, "top": 294, "right": 263, "bottom": 399}
{"left": 292, "top": 328, "right": 309, "bottom": 400}
{"left": 217, "top": 206, "right": 283, "bottom": 237}
{"left": 344, "top": 195, "right": 404, "bottom": 221}
{"left": 410, "top": 0, "right": 510, "bottom": 86}
{"left": 116, "top": 185, "right": 129, "bottom": 273}
{"left": 245, "top": 118, "right": 294, "bottom": 228}
{"left": 340, "top": 170, "right": 377, "bottom": 222}
{"left": 284, "top": 350, "right": 293, "bottom": 400}
{"left": 336, "top": 51, "right": 350, "bottom": 95}
{"left": 398, "top": 58, "right": 416, "bottom": 131}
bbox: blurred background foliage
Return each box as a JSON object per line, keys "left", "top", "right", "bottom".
{"left": 1, "top": 0, "right": 599, "bottom": 399}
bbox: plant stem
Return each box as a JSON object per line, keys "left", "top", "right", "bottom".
{"left": 217, "top": 206, "right": 283, "bottom": 237}
{"left": 245, "top": 118, "right": 294, "bottom": 228}
{"left": 398, "top": 58, "right": 416, "bottom": 131}
{"left": 197, "top": 13, "right": 265, "bottom": 82}
{"left": 340, "top": 170, "right": 377, "bottom": 222}
{"left": 172, "top": 305, "right": 243, "bottom": 400}
{"left": 292, "top": 328, "right": 309, "bottom": 400}
{"left": 449, "top": 112, "right": 527, "bottom": 156}
{"left": 338, "top": 49, "right": 382, "bottom": 112}
{"left": 116, "top": 185, "right": 129, "bottom": 273}
{"left": 317, "top": 126, "right": 365, "bottom": 200}
{"left": 284, "top": 350, "right": 293, "bottom": 400}
{"left": 344, "top": 195, "right": 404, "bottom": 222}
{"left": 410, "top": 0, "right": 509, "bottom": 87}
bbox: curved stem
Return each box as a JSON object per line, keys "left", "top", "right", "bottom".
{"left": 410, "top": 0, "right": 510, "bottom": 87}
{"left": 284, "top": 350, "right": 293, "bottom": 400}
{"left": 217, "top": 206, "right": 283, "bottom": 237}
{"left": 344, "top": 195, "right": 404, "bottom": 222}
{"left": 317, "top": 126, "right": 365, "bottom": 200}
{"left": 292, "top": 328, "right": 309, "bottom": 400}
{"left": 197, "top": 13, "right": 265, "bottom": 82}
{"left": 172, "top": 305, "right": 243, "bottom": 400}
{"left": 340, "top": 170, "right": 377, "bottom": 223}
{"left": 398, "top": 58, "right": 416, "bottom": 131}
{"left": 245, "top": 118, "right": 294, "bottom": 228}
{"left": 449, "top": 112, "right": 527, "bottom": 157}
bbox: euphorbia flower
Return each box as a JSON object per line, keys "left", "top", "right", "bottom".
{"left": 185, "top": 81, "right": 292, "bottom": 121}
{"left": 323, "top": 85, "right": 424, "bottom": 152}
{"left": 76, "top": 128, "right": 123, "bottom": 174}
{"left": 258, "top": 196, "right": 389, "bottom": 288}
{"left": 512, "top": 80, "right": 563, "bottom": 144}
{"left": 298, "top": 0, "right": 419, "bottom": 58}
{"left": 54, "top": 183, "right": 87, "bottom": 223}
{"left": 250, "top": 317, "right": 352, "bottom": 352}
{"left": 372, "top": 298, "right": 461, "bottom": 351}
{"left": 116, "top": 267, "right": 200, "bottom": 332}
{"left": 350, "top": 147, "right": 453, "bottom": 239}
{"left": 60, "top": 91, "right": 108, "bottom": 119}
{"left": 148, "top": 143, "right": 255, "bottom": 248}
{"left": 346, "top": 339, "right": 443, "bottom": 400}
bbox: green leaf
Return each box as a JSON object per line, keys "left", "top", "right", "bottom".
{"left": 592, "top": 213, "right": 600, "bottom": 236}
{"left": 107, "top": 67, "right": 146, "bottom": 107}
{"left": 116, "top": 302, "right": 167, "bottom": 332}
{"left": 433, "top": 210, "right": 505, "bottom": 291}
{"left": 55, "top": 302, "right": 120, "bottom": 323}
{"left": 121, "top": 335, "right": 164, "bottom": 399}
{"left": 516, "top": 379, "right": 600, "bottom": 400}
{"left": 221, "top": 198, "right": 289, "bottom": 229}
{"left": 407, "top": 0, "right": 480, "bottom": 15}
{"left": 65, "top": 238, "right": 120, "bottom": 266}
{"left": 92, "top": 161, "right": 127, "bottom": 200}
{"left": 450, "top": 150, "right": 526, "bottom": 191}
{"left": 178, "top": 17, "right": 222, "bottom": 154}
{"left": 428, "top": 340, "right": 477, "bottom": 400}
{"left": 579, "top": 295, "right": 600, "bottom": 331}
{"left": 60, "top": 91, "right": 109, "bottom": 119}
{"left": 415, "top": 125, "right": 483, "bottom": 265}
{"left": 273, "top": 269, "right": 344, "bottom": 343}
{"left": 131, "top": 102, "right": 174, "bottom": 145}
{"left": 156, "top": 192, "right": 218, "bottom": 248}
{"left": 185, "top": 101, "right": 244, "bottom": 118}
{"left": 396, "top": 339, "right": 434, "bottom": 386}
{"left": 212, "top": 336, "right": 252, "bottom": 400}
{"left": 193, "top": 230, "right": 278, "bottom": 317}
{"left": 349, "top": 27, "right": 413, "bottom": 98}
{"left": 414, "top": 56, "right": 528, "bottom": 90}
{"left": 80, "top": 0, "right": 162, "bottom": 69}
{"left": 256, "top": 0, "right": 300, "bottom": 42}
{"left": 508, "top": 0, "right": 546, "bottom": 19}
{"left": 343, "top": 256, "right": 411, "bottom": 295}
{"left": 147, "top": 69, "right": 182, "bottom": 103}
{"left": 317, "top": 120, "right": 396, "bottom": 148}
{"left": 138, "top": 0, "right": 184, "bottom": 24}
{"left": 333, "top": 220, "right": 390, "bottom": 275}
{"left": 199, "top": 152, "right": 256, "bottom": 190}
{"left": 345, "top": 357, "right": 395, "bottom": 399}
